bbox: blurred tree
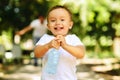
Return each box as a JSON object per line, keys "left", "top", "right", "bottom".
{"left": 0, "top": 0, "right": 49, "bottom": 33}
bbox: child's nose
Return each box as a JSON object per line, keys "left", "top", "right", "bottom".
{"left": 56, "top": 20, "right": 61, "bottom": 25}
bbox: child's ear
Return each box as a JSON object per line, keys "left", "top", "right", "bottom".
{"left": 69, "top": 21, "right": 73, "bottom": 29}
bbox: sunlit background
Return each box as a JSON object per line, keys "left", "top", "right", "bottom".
{"left": 0, "top": 0, "right": 120, "bottom": 80}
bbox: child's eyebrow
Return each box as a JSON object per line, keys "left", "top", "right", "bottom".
{"left": 60, "top": 17, "right": 65, "bottom": 18}
{"left": 49, "top": 17, "right": 56, "bottom": 19}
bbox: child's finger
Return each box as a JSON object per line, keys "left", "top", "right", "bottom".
{"left": 51, "top": 39, "right": 60, "bottom": 49}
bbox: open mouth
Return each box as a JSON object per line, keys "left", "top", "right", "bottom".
{"left": 54, "top": 27, "right": 64, "bottom": 30}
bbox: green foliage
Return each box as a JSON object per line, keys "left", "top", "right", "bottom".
{"left": 0, "top": 0, "right": 49, "bottom": 32}
{"left": 86, "top": 50, "right": 115, "bottom": 59}
{"left": 0, "top": 28, "right": 13, "bottom": 50}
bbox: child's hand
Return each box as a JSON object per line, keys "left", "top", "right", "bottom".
{"left": 49, "top": 37, "right": 60, "bottom": 49}
{"left": 48, "top": 35, "right": 66, "bottom": 49}
{"left": 56, "top": 35, "right": 66, "bottom": 47}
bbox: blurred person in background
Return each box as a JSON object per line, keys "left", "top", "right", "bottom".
{"left": 16, "top": 15, "right": 48, "bottom": 66}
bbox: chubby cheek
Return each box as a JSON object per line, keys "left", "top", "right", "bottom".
{"left": 47, "top": 24, "right": 53, "bottom": 30}
{"left": 48, "top": 27, "right": 57, "bottom": 34}
{"left": 49, "top": 26, "right": 55, "bottom": 31}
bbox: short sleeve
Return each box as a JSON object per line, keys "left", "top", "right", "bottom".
{"left": 30, "top": 19, "right": 39, "bottom": 28}
{"left": 36, "top": 34, "right": 54, "bottom": 45}
{"left": 66, "top": 34, "right": 84, "bottom": 46}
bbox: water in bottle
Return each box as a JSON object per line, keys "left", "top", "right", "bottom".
{"left": 45, "top": 48, "right": 60, "bottom": 74}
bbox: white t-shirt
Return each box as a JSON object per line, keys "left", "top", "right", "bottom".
{"left": 36, "top": 34, "right": 84, "bottom": 80}
{"left": 30, "top": 19, "right": 47, "bottom": 37}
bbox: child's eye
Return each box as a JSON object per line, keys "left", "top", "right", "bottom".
{"left": 61, "top": 19, "right": 65, "bottom": 21}
{"left": 50, "top": 19, "right": 55, "bottom": 22}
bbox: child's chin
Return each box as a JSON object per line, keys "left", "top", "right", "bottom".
{"left": 53, "top": 32, "right": 66, "bottom": 36}
{"left": 56, "top": 33, "right": 65, "bottom": 36}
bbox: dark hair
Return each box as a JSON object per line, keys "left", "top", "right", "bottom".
{"left": 47, "top": 5, "right": 72, "bottom": 21}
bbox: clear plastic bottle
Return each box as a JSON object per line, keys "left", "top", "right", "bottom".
{"left": 45, "top": 48, "right": 60, "bottom": 74}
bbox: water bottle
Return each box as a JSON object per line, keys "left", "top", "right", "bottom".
{"left": 45, "top": 48, "right": 60, "bottom": 74}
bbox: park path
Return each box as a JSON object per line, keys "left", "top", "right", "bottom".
{"left": 0, "top": 60, "right": 119, "bottom": 80}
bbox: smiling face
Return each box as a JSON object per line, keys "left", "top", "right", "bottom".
{"left": 47, "top": 8, "right": 73, "bottom": 36}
